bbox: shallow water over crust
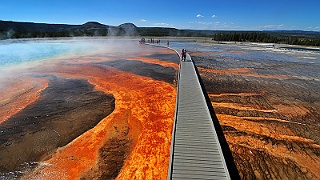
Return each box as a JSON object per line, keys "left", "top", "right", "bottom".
{"left": 0, "top": 77, "right": 115, "bottom": 175}
{"left": 189, "top": 43, "right": 320, "bottom": 180}
{"left": 0, "top": 39, "right": 179, "bottom": 179}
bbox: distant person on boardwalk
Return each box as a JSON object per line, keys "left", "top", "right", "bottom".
{"left": 167, "top": 41, "right": 169, "bottom": 47}
{"left": 182, "top": 49, "right": 187, "bottom": 61}
{"left": 181, "top": 49, "right": 185, "bottom": 61}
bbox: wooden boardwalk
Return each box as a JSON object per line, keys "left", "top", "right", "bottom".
{"left": 168, "top": 52, "right": 231, "bottom": 180}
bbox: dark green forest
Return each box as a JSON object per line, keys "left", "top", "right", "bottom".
{"left": 212, "top": 31, "right": 320, "bottom": 46}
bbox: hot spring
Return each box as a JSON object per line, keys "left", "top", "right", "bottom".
{"left": 0, "top": 38, "right": 179, "bottom": 179}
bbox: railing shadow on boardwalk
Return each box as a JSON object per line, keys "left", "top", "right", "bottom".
{"left": 192, "top": 60, "right": 240, "bottom": 180}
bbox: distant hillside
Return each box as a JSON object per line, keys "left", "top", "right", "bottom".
{"left": 1, "top": 20, "right": 319, "bottom": 46}
{"left": 0, "top": 20, "right": 215, "bottom": 39}
{"left": 0, "top": 20, "right": 140, "bottom": 39}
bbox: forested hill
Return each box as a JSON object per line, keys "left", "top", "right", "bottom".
{"left": 0, "top": 20, "right": 219, "bottom": 39}
{"left": 213, "top": 31, "right": 320, "bottom": 46}
{"left": 0, "top": 20, "right": 203, "bottom": 39}
{"left": 0, "top": 20, "right": 140, "bottom": 38}
{"left": 1, "top": 20, "right": 319, "bottom": 46}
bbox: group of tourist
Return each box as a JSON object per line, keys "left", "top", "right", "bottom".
{"left": 139, "top": 38, "right": 160, "bottom": 44}
{"left": 139, "top": 38, "right": 187, "bottom": 61}
{"left": 148, "top": 38, "right": 161, "bottom": 44}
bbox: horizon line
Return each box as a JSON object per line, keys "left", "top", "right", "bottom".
{"left": 1, "top": 19, "right": 320, "bottom": 33}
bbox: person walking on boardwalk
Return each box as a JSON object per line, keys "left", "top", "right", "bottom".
{"left": 181, "top": 49, "right": 187, "bottom": 61}
{"left": 181, "top": 49, "right": 185, "bottom": 61}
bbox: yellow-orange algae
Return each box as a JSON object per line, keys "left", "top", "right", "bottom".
{"left": 198, "top": 67, "right": 293, "bottom": 79}
{"left": 191, "top": 48, "right": 320, "bottom": 179}
{"left": 0, "top": 77, "right": 48, "bottom": 124}
{"left": 23, "top": 57, "right": 176, "bottom": 179}
{"left": 213, "top": 96, "right": 320, "bottom": 179}
{"left": 131, "top": 57, "right": 179, "bottom": 70}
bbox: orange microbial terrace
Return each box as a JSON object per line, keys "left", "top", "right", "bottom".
{"left": 0, "top": 77, "right": 49, "bottom": 124}
{"left": 0, "top": 40, "right": 179, "bottom": 180}
{"left": 190, "top": 48, "right": 320, "bottom": 179}
{"left": 198, "top": 67, "right": 293, "bottom": 79}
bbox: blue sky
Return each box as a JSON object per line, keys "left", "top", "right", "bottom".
{"left": 1, "top": 0, "right": 319, "bottom": 31}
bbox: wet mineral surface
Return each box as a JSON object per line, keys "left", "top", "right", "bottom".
{"left": 189, "top": 43, "right": 320, "bottom": 180}
{"left": 0, "top": 39, "right": 179, "bottom": 179}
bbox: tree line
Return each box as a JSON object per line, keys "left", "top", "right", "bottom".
{"left": 1, "top": 20, "right": 320, "bottom": 46}
{"left": 213, "top": 32, "right": 320, "bottom": 46}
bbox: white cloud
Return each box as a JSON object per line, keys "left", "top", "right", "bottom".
{"left": 196, "top": 14, "right": 204, "bottom": 18}
{"left": 212, "top": 15, "right": 217, "bottom": 18}
{"left": 189, "top": 21, "right": 213, "bottom": 25}
{"left": 140, "top": 19, "right": 147, "bottom": 22}
{"left": 154, "top": 22, "right": 170, "bottom": 27}
{"left": 262, "top": 24, "right": 284, "bottom": 29}
{"left": 307, "top": 26, "right": 320, "bottom": 31}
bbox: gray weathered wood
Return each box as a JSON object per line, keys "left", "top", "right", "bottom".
{"left": 168, "top": 51, "right": 231, "bottom": 180}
